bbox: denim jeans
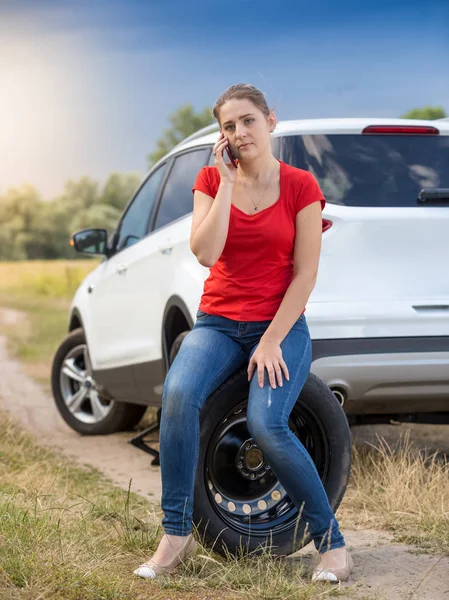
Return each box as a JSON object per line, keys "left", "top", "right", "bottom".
{"left": 159, "top": 310, "right": 346, "bottom": 554}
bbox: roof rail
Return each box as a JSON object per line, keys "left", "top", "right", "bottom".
{"left": 172, "top": 123, "right": 220, "bottom": 150}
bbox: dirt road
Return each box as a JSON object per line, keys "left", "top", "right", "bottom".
{"left": 0, "top": 307, "right": 448, "bottom": 599}
{"left": 0, "top": 308, "right": 162, "bottom": 501}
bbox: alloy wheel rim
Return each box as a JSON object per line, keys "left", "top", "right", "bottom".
{"left": 59, "top": 343, "right": 113, "bottom": 424}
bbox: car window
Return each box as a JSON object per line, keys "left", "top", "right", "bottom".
{"left": 279, "top": 134, "right": 449, "bottom": 207}
{"left": 116, "top": 164, "right": 167, "bottom": 251}
{"left": 208, "top": 143, "right": 231, "bottom": 166}
{"left": 154, "top": 149, "right": 210, "bottom": 231}
{"left": 208, "top": 146, "right": 219, "bottom": 166}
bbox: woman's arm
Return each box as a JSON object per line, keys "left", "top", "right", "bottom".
{"left": 190, "top": 132, "right": 237, "bottom": 267}
{"left": 190, "top": 183, "right": 234, "bottom": 267}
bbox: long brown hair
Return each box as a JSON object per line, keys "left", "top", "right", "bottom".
{"left": 213, "top": 84, "right": 271, "bottom": 122}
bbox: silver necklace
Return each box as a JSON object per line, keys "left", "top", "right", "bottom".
{"left": 239, "top": 163, "right": 278, "bottom": 211}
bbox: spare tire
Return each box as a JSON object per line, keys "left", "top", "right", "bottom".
{"left": 193, "top": 368, "right": 352, "bottom": 557}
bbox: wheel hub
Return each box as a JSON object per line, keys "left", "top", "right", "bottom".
{"left": 83, "top": 376, "right": 96, "bottom": 390}
{"left": 59, "top": 344, "right": 113, "bottom": 424}
{"left": 236, "top": 439, "right": 271, "bottom": 481}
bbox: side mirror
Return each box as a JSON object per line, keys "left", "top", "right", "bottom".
{"left": 71, "top": 228, "right": 109, "bottom": 256}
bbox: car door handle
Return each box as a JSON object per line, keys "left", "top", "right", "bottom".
{"left": 413, "top": 304, "right": 449, "bottom": 314}
{"left": 158, "top": 246, "right": 173, "bottom": 255}
{"left": 116, "top": 263, "right": 127, "bottom": 275}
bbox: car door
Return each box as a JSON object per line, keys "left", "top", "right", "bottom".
{"left": 87, "top": 163, "right": 168, "bottom": 400}
{"left": 132, "top": 146, "right": 212, "bottom": 398}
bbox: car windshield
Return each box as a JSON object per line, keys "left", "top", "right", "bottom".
{"left": 280, "top": 134, "right": 449, "bottom": 207}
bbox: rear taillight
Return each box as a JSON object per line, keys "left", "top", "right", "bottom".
{"left": 322, "top": 219, "right": 332, "bottom": 233}
{"left": 362, "top": 125, "right": 439, "bottom": 135}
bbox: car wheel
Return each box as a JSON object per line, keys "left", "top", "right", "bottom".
{"left": 51, "top": 328, "right": 147, "bottom": 435}
{"left": 169, "top": 331, "right": 190, "bottom": 365}
{"left": 193, "top": 368, "right": 352, "bottom": 558}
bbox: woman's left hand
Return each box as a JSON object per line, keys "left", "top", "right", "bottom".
{"left": 248, "top": 339, "right": 290, "bottom": 389}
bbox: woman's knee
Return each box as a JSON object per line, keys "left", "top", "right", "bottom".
{"left": 247, "top": 406, "right": 280, "bottom": 447}
{"left": 246, "top": 402, "right": 289, "bottom": 446}
{"left": 162, "top": 366, "right": 201, "bottom": 420}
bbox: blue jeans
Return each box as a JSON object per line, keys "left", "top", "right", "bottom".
{"left": 159, "top": 310, "right": 346, "bottom": 554}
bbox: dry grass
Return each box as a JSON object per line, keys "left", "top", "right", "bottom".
{"left": 1, "top": 411, "right": 447, "bottom": 599}
{"left": 0, "top": 415, "right": 346, "bottom": 600}
{"left": 339, "top": 431, "right": 449, "bottom": 554}
{"left": 0, "top": 260, "right": 448, "bottom": 598}
{"left": 0, "top": 260, "right": 98, "bottom": 390}
{"left": 0, "top": 259, "right": 98, "bottom": 298}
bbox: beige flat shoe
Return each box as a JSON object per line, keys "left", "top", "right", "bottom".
{"left": 134, "top": 534, "right": 197, "bottom": 579}
{"left": 312, "top": 549, "right": 354, "bottom": 583}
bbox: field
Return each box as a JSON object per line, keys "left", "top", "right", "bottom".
{"left": 0, "top": 260, "right": 98, "bottom": 389}
{"left": 0, "top": 260, "right": 448, "bottom": 599}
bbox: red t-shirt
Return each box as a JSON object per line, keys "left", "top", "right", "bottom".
{"left": 192, "top": 160, "right": 325, "bottom": 321}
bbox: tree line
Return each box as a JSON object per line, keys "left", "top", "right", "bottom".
{"left": 0, "top": 105, "right": 446, "bottom": 260}
{"left": 0, "top": 174, "right": 142, "bottom": 260}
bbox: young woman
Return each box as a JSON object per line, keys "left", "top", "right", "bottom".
{"left": 134, "top": 84, "right": 354, "bottom": 584}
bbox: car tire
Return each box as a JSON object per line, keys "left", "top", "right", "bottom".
{"left": 169, "top": 331, "right": 190, "bottom": 365}
{"left": 51, "top": 328, "right": 147, "bottom": 435}
{"left": 193, "top": 368, "right": 352, "bottom": 558}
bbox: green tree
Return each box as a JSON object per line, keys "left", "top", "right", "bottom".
{"left": 100, "top": 172, "right": 141, "bottom": 211}
{"left": 401, "top": 106, "right": 447, "bottom": 120}
{"left": 32, "top": 200, "right": 77, "bottom": 259}
{"left": 48, "top": 177, "right": 101, "bottom": 259}
{"left": 70, "top": 203, "right": 122, "bottom": 233}
{"left": 0, "top": 185, "right": 43, "bottom": 259}
{"left": 56, "top": 176, "right": 100, "bottom": 213}
{"left": 0, "top": 171, "right": 143, "bottom": 260}
{"left": 147, "top": 103, "right": 214, "bottom": 168}
{"left": 0, "top": 229, "right": 22, "bottom": 260}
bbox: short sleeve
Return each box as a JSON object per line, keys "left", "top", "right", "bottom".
{"left": 192, "top": 166, "right": 216, "bottom": 197}
{"left": 296, "top": 172, "right": 326, "bottom": 214}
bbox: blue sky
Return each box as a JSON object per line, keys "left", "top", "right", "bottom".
{"left": 0, "top": 0, "right": 448, "bottom": 198}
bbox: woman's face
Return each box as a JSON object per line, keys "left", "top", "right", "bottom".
{"left": 219, "top": 98, "right": 275, "bottom": 161}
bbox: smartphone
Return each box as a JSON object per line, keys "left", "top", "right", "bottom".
{"left": 225, "top": 143, "right": 238, "bottom": 168}
{"left": 220, "top": 131, "right": 238, "bottom": 168}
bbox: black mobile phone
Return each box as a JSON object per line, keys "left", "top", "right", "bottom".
{"left": 220, "top": 132, "right": 238, "bottom": 168}
{"left": 225, "top": 142, "right": 238, "bottom": 168}
{"left": 225, "top": 142, "right": 237, "bottom": 168}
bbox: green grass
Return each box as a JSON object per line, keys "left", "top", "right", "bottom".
{"left": 0, "top": 259, "right": 98, "bottom": 299}
{"left": 0, "top": 293, "right": 70, "bottom": 390}
{"left": 0, "top": 260, "right": 97, "bottom": 390}
{"left": 2, "top": 413, "right": 447, "bottom": 600}
{"left": 0, "top": 415, "right": 346, "bottom": 600}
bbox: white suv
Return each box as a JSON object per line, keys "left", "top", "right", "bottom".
{"left": 51, "top": 118, "right": 449, "bottom": 555}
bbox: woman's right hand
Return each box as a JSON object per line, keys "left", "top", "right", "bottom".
{"left": 213, "top": 132, "right": 237, "bottom": 184}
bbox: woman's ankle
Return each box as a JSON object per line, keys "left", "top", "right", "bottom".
{"left": 164, "top": 533, "right": 192, "bottom": 544}
{"left": 317, "top": 546, "right": 347, "bottom": 567}
{"left": 320, "top": 546, "right": 346, "bottom": 555}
